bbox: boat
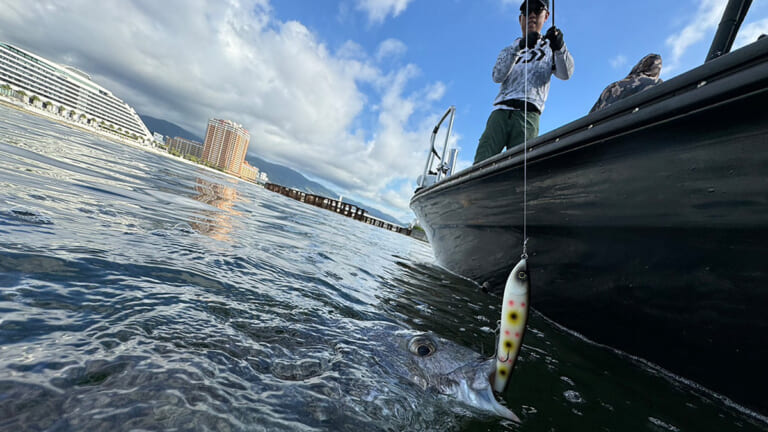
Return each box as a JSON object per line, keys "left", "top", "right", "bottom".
{"left": 410, "top": 0, "right": 768, "bottom": 415}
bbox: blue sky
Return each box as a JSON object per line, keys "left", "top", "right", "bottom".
{"left": 1, "top": 0, "right": 766, "bottom": 223}
{"left": 269, "top": 0, "right": 767, "bottom": 158}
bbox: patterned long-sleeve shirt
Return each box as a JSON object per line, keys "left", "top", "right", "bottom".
{"left": 491, "top": 36, "right": 575, "bottom": 113}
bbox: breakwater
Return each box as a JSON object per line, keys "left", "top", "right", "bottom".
{"left": 264, "top": 183, "right": 413, "bottom": 236}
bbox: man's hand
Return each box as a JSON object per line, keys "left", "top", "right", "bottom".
{"left": 518, "top": 31, "right": 540, "bottom": 50}
{"left": 545, "top": 26, "right": 564, "bottom": 51}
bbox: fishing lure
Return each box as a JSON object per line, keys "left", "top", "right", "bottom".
{"left": 492, "top": 258, "right": 530, "bottom": 394}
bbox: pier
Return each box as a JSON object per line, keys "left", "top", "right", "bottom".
{"left": 264, "top": 183, "right": 412, "bottom": 236}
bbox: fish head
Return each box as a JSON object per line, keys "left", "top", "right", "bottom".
{"left": 397, "top": 330, "right": 520, "bottom": 422}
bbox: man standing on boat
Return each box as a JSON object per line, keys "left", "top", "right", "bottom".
{"left": 473, "top": 0, "right": 574, "bottom": 164}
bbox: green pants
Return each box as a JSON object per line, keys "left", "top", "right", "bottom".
{"left": 473, "top": 109, "right": 539, "bottom": 164}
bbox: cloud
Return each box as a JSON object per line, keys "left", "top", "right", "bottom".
{"left": 336, "top": 40, "right": 368, "bottom": 60}
{"left": 0, "top": 0, "right": 444, "bottom": 220}
{"left": 356, "top": 0, "right": 414, "bottom": 24}
{"left": 376, "top": 38, "right": 407, "bottom": 62}
{"left": 733, "top": 18, "right": 768, "bottom": 49}
{"left": 664, "top": 0, "right": 727, "bottom": 75}
{"left": 609, "top": 55, "right": 627, "bottom": 70}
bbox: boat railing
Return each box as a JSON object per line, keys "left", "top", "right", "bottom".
{"left": 706, "top": 0, "right": 753, "bottom": 62}
{"left": 417, "top": 105, "right": 456, "bottom": 189}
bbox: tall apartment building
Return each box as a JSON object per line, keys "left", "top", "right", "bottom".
{"left": 0, "top": 42, "right": 153, "bottom": 141}
{"left": 202, "top": 119, "right": 250, "bottom": 176}
{"left": 167, "top": 136, "right": 204, "bottom": 159}
{"left": 240, "top": 161, "right": 259, "bottom": 181}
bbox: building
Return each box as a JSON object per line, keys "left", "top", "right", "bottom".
{"left": 167, "top": 136, "right": 204, "bottom": 159}
{"left": 202, "top": 118, "right": 250, "bottom": 176}
{"left": 240, "top": 161, "right": 259, "bottom": 181}
{"left": 259, "top": 172, "right": 269, "bottom": 183}
{"left": 0, "top": 42, "right": 153, "bottom": 142}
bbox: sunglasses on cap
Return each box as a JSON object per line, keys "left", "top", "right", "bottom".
{"left": 520, "top": 6, "right": 547, "bottom": 16}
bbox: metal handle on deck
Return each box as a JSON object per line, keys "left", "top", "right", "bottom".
{"left": 419, "top": 106, "right": 456, "bottom": 188}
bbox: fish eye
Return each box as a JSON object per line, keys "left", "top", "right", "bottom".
{"left": 408, "top": 335, "right": 437, "bottom": 357}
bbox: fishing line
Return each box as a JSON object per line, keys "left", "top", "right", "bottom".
{"left": 522, "top": 0, "right": 529, "bottom": 260}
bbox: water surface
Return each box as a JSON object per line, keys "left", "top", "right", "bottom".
{"left": 1, "top": 105, "right": 766, "bottom": 431}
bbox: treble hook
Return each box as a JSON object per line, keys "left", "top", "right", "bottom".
{"left": 493, "top": 319, "right": 507, "bottom": 361}
{"left": 493, "top": 319, "right": 513, "bottom": 362}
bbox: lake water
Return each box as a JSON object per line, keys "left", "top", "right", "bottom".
{"left": 1, "top": 104, "right": 766, "bottom": 431}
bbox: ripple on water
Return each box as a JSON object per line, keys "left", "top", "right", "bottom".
{"left": 271, "top": 358, "right": 327, "bottom": 381}
{"left": 2, "top": 207, "right": 53, "bottom": 225}
{"left": 150, "top": 222, "right": 198, "bottom": 237}
{"left": 648, "top": 417, "right": 681, "bottom": 431}
{"left": 563, "top": 390, "right": 585, "bottom": 404}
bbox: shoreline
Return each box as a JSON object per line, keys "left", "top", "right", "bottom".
{"left": 0, "top": 96, "right": 153, "bottom": 150}
{"left": 0, "top": 96, "right": 250, "bottom": 184}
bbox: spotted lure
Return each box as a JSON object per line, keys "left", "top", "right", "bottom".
{"left": 492, "top": 258, "right": 530, "bottom": 393}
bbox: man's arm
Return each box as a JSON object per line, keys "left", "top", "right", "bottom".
{"left": 545, "top": 27, "right": 574, "bottom": 81}
{"left": 553, "top": 45, "right": 574, "bottom": 80}
{"left": 492, "top": 42, "right": 521, "bottom": 83}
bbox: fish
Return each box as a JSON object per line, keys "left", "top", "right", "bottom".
{"left": 253, "top": 320, "right": 522, "bottom": 427}
{"left": 492, "top": 258, "right": 530, "bottom": 393}
{"left": 297, "top": 319, "right": 523, "bottom": 426}
{"left": 384, "top": 328, "right": 521, "bottom": 422}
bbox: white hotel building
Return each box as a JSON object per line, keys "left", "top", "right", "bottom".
{"left": 0, "top": 42, "right": 152, "bottom": 141}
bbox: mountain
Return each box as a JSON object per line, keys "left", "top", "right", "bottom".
{"left": 245, "top": 155, "right": 337, "bottom": 197}
{"left": 138, "top": 114, "right": 404, "bottom": 226}
{"left": 140, "top": 115, "right": 203, "bottom": 142}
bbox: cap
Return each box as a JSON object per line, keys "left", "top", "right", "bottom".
{"left": 520, "top": 0, "right": 549, "bottom": 12}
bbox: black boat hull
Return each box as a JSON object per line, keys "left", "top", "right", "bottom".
{"left": 410, "top": 38, "right": 768, "bottom": 413}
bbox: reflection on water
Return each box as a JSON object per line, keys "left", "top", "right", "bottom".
{"left": 190, "top": 177, "right": 241, "bottom": 242}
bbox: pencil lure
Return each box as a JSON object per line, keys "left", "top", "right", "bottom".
{"left": 492, "top": 258, "right": 530, "bottom": 393}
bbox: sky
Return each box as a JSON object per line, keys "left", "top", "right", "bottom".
{"left": 1, "top": 0, "right": 766, "bottom": 223}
